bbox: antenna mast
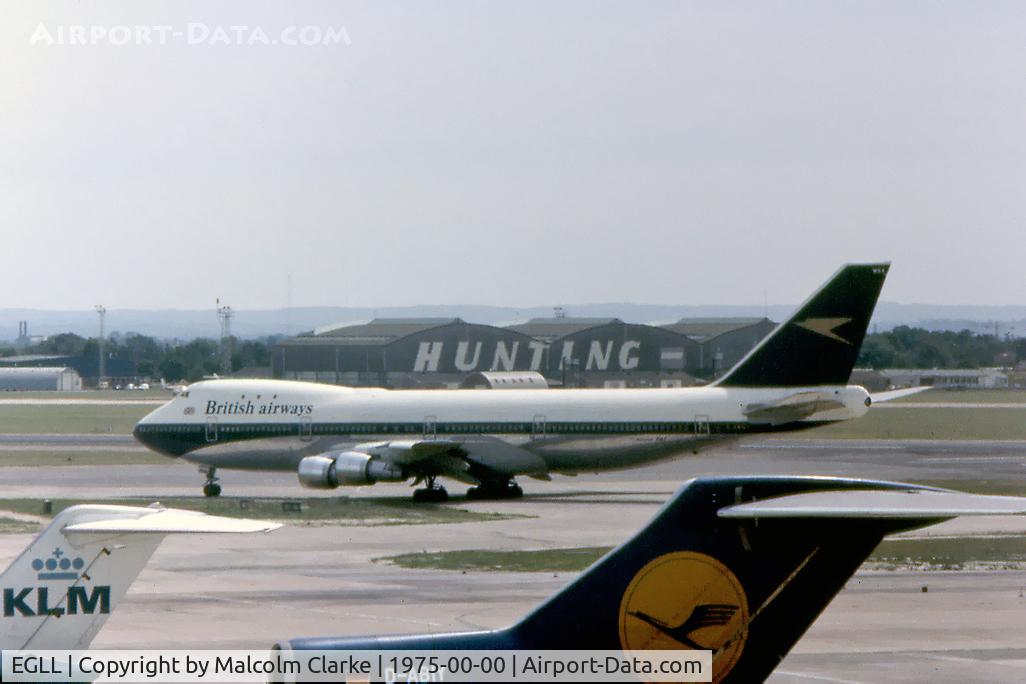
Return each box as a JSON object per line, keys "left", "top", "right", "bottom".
{"left": 94, "top": 305, "right": 107, "bottom": 388}
{"left": 217, "top": 299, "right": 234, "bottom": 376}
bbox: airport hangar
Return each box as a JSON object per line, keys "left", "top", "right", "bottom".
{"left": 270, "top": 316, "right": 777, "bottom": 389}
{"left": 0, "top": 366, "right": 83, "bottom": 391}
{"left": 0, "top": 353, "right": 135, "bottom": 387}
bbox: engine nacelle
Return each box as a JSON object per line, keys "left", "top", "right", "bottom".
{"left": 297, "top": 452, "right": 405, "bottom": 489}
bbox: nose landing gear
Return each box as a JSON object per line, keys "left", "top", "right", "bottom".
{"left": 200, "top": 465, "right": 222, "bottom": 497}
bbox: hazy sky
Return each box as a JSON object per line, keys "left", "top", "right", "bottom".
{"left": 2, "top": 1, "right": 1024, "bottom": 310}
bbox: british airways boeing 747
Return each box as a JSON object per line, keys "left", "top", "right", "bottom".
{"left": 134, "top": 263, "right": 898, "bottom": 501}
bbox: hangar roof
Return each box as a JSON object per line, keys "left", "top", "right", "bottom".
{"left": 661, "top": 317, "right": 776, "bottom": 342}
{"left": 289, "top": 318, "right": 464, "bottom": 346}
{"left": 506, "top": 318, "right": 620, "bottom": 341}
{"left": 0, "top": 366, "right": 74, "bottom": 375}
{"left": 0, "top": 354, "right": 71, "bottom": 365}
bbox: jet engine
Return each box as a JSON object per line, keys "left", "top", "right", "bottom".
{"left": 297, "top": 452, "right": 405, "bottom": 489}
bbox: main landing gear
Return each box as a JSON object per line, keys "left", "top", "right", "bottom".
{"left": 200, "top": 465, "right": 222, "bottom": 497}
{"left": 466, "top": 480, "right": 523, "bottom": 500}
{"left": 412, "top": 476, "right": 448, "bottom": 503}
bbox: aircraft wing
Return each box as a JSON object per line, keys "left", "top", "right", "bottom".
{"left": 306, "top": 436, "right": 548, "bottom": 486}
{"left": 458, "top": 436, "right": 549, "bottom": 478}
{"left": 718, "top": 488, "right": 1026, "bottom": 518}
{"left": 349, "top": 439, "right": 464, "bottom": 465}
{"left": 356, "top": 436, "right": 550, "bottom": 479}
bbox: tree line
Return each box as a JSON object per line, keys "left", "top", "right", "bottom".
{"left": 0, "top": 333, "right": 280, "bottom": 382}
{"left": 1, "top": 326, "right": 1022, "bottom": 383}
{"left": 856, "top": 326, "right": 1025, "bottom": 370}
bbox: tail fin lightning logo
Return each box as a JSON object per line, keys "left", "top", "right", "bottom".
{"left": 794, "top": 317, "right": 853, "bottom": 345}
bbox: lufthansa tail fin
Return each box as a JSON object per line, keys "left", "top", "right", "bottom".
{"left": 509, "top": 476, "right": 1026, "bottom": 682}
{"left": 714, "top": 262, "right": 889, "bottom": 387}
{"left": 0, "top": 504, "right": 279, "bottom": 649}
{"left": 280, "top": 476, "right": 1026, "bottom": 682}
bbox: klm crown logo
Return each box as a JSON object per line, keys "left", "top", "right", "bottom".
{"left": 31, "top": 547, "right": 85, "bottom": 581}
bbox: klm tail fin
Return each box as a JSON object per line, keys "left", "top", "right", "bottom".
{"left": 0, "top": 504, "right": 279, "bottom": 649}
{"left": 714, "top": 262, "right": 889, "bottom": 387}
{"left": 509, "top": 476, "right": 1026, "bottom": 682}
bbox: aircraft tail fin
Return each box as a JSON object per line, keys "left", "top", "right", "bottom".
{"left": 510, "top": 475, "right": 1026, "bottom": 682}
{"left": 280, "top": 476, "right": 1026, "bottom": 682}
{"left": 0, "top": 504, "right": 279, "bottom": 650}
{"left": 714, "top": 263, "right": 889, "bottom": 387}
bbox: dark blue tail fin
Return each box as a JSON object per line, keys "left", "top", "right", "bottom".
{"left": 509, "top": 476, "right": 922, "bottom": 682}
{"left": 282, "top": 475, "right": 1026, "bottom": 682}
{"left": 715, "top": 263, "right": 889, "bottom": 387}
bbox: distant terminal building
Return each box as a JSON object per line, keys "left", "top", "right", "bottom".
{"left": 0, "top": 367, "right": 82, "bottom": 392}
{"left": 882, "top": 368, "right": 1009, "bottom": 389}
{"left": 273, "top": 315, "right": 775, "bottom": 389}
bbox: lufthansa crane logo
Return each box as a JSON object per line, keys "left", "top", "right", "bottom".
{"left": 619, "top": 551, "right": 748, "bottom": 683}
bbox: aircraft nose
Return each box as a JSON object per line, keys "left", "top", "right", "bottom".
{"left": 132, "top": 422, "right": 157, "bottom": 451}
{"left": 132, "top": 408, "right": 182, "bottom": 457}
{"left": 132, "top": 423, "right": 182, "bottom": 457}
{"left": 132, "top": 423, "right": 148, "bottom": 446}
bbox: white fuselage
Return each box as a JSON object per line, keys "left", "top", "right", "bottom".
{"left": 134, "top": 379, "right": 870, "bottom": 478}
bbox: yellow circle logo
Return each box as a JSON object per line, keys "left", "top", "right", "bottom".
{"left": 619, "top": 551, "right": 748, "bottom": 683}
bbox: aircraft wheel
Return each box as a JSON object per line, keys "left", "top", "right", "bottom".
{"left": 468, "top": 482, "right": 523, "bottom": 500}
{"left": 203, "top": 483, "right": 222, "bottom": 497}
{"left": 413, "top": 487, "right": 447, "bottom": 503}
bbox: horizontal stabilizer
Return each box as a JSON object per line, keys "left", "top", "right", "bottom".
{"left": 63, "top": 506, "right": 281, "bottom": 534}
{"left": 743, "top": 392, "right": 845, "bottom": 425}
{"left": 719, "top": 488, "right": 1026, "bottom": 519}
{"left": 869, "top": 386, "right": 931, "bottom": 403}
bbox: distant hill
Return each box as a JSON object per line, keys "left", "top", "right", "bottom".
{"left": 1, "top": 302, "right": 1024, "bottom": 341}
